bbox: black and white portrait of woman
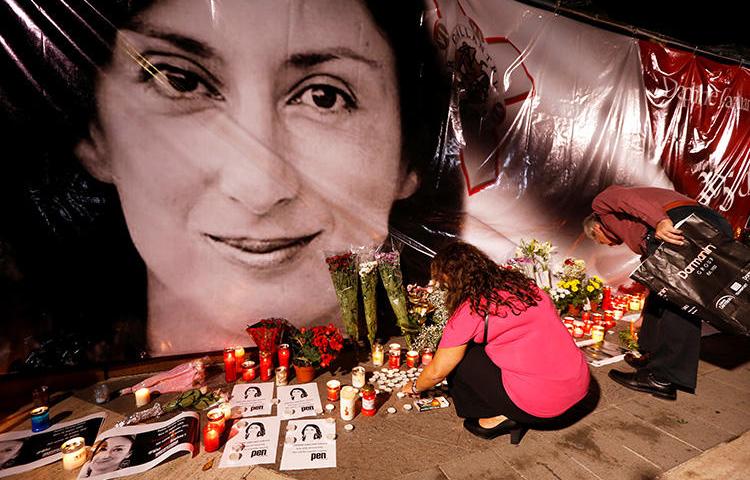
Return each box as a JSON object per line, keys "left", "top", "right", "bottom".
{"left": 0, "top": 440, "right": 24, "bottom": 471}
{"left": 243, "top": 386, "right": 262, "bottom": 400}
{"left": 289, "top": 388, "right": 309, "bottom": 401}
{"left": 244, "top": 422, "right": 266, "bottom": 440}
{"left": 300, "top": 424, "right": 322, "bottom": 442}
{"left": 83, "top": 436, "right": 135, "bottom": 478}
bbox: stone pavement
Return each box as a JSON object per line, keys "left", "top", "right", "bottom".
{"left": 5, "top": 331, "right": 750, "bottom": 480}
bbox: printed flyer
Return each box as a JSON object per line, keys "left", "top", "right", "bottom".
{"left": 279, "top": 419, "right": 336, "bottom": 471}
{"left": 276, "top": 383, "right": 323, "bottom": 420}
{"left": 219, "top": 416, "right": 281, "bottom": 468}
{"left": 229, "top": 383, "right": 275, "bottom": 417}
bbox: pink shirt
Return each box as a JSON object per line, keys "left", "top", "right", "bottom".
{"left": 439, "top": 289, "right": 590, "bottom": 418}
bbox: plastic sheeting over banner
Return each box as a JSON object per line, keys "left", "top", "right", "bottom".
{"left": 0, "top": 0, "right": 747, "bottom": 371}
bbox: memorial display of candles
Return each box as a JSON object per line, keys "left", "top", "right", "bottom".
{"left": 361, "top": 384, "right": 376, "bottom": 416}
{"left": 581, "top": 311, "right": 591, "bottom": 322}
{"left": 326, "top": 380, "right": 341, "bottom": 401}
{"left": 388, "top": 348, "right": 401, "bottom": 369}
{"left": 421, "top": 348, "right": 434, "bottom": 366}
{"left": 352, "top": 366, "right": 366, "bottom": 389}
{"left": 224, "top": 348, "right": 237, "bottom": 383}
{"left": 583, "top": 320, "right": 594, "bottom": 335}
{"left": 203, "top": 424, "right": 220, "bottom": 452}
{"left": 591, "top": 325, "right": 605, "bottom": 342}
{"left": 406, "top": 350, "right": 419, "bottom": 368}
{"left": 562, "top": 316, "right": 575, "bottom": 328}
{"left": 134, "top": 387, "right": 151, "bottom": 407}
{"left": 206, "top": 408, "right": 225, "bottom": 433}
{"left": 241, "top": 360, "right": 257, "bottom": 382}
{"left": 371, "top": 342, "right": 385, "bottom": 366}
{"left": 572, "top": 320, "right": 585, "bottom": 338}
{"left": 234, "top": 346, "right": 245, "bottom": 371}
{"left": 30, "top": 406, "right": 50, "bottom": 432}
{"left": 259, "top": 351, "right": 273, "bottom": 382}
{"left": 591, "top": 312, "right": 603, "bottom": 325}
{"left": 275, "top": 367, "right": 288, "bottom": 386}
{"left": 340, "top": 386, "right": 358, "bottom": 421}
{"left": 277, "top": 344, "right": 291, "bottom": 368}
{"left": 61, "top": 437, "right": 87, "bottom": 471}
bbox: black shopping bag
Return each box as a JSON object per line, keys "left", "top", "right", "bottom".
{"left": 630, "top": 213, "right": 750, "bottom": 336}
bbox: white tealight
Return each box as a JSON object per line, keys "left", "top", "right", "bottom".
{"left": 326, "top": 432, "right": 337, "bottom": 440}
{"left": 315, "top": 407, "right": 324, "bottom": 415}
{"left": 369, "top": 379, "right": 377, "bottom": 384}
{"left": 408, "top": 368, "right": 416, "bottom": 373}
{"left": 386, "top": 407, "right": 397, "bottom": 414}
{"left": 344, "top": 424, "right": 355, "bottom": 432}
{"left": 384, "top": 387, "right": 392, "bottom": 392}
{"left": 396, "top": 392, "right": 406, "bottom": 399}
{"left": 325, "top": 403, "right": 335, "bottom": 412}
{"left": 403, "top": 404, "right": 413, "bottom": 411}
{"left": 380, "top": 368, "right": 388, "bottom": 373}
{"left": 326, "top": 417, "right": 336, "bottom": 423}
{"left": 417, "top": 368, "right": 423, "bottom": 372}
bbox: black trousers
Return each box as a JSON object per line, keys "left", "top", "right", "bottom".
{"left": 449, "top": 343, "right": 557, "bottom": 425}
{"left": 639, "top": 205, "right": 732, "bottom": 390}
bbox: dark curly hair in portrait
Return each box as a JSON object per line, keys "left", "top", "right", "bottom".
{"left": 431, "top": 241, "right": 542, "bottom": 318}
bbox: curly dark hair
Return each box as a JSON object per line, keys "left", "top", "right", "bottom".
{"left": 431, "top": 241, "right": 541, "bottom": 318}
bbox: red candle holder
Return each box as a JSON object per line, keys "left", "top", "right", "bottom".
{"left": 421, "top": 348, "right": 434, "bottom": 366}
{"left": 277, "top": 344, "right": 291, "bottom": 368}
{"left": 388, "top": 350, "right": 401, "bottom": 369}
{"left": 581, "top": 311, "right": 591, "bottom": 322}
{"left": 406, "top": 351, "right": 419, "bottom": 369}
{"left": 224, "top": 348, "right": 237, "bottom": 383}
{"left": 241, "top": 360, "right": 257, "bottom": 382}
{"left": 326, "top": 380, "right": 341, "bottom": 401}
{"left": 591, "top": 313, "right": 603, "bottom": 325}
{"left": 259, "top": 351, "right": 273, "bottom": 382}
{"left": 203, "top": 424, "right": 220, "bottom": 452}
{"left": 206, "top": 408, "right": 225, "bottom": 434}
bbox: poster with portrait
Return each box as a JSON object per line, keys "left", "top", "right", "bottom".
{"left": 76, "top": 412, "right": 199, "bottom": 480}
{"left": 218, "top": 416, "right": 280, "bottom": 468}
{"left": 0, "top": 0, "right": 748, "bottom": 373}
{"left": 276, "top": 384, "right": 323, "bottom": 420}
{"left": 228, "top": 383, "right": 275, "bottom": 418}
{"left": 0, "top": 412, "right": 105, "bottom": 478}
{"left": 279, "top": 419, "right": 336, "bottom": 471}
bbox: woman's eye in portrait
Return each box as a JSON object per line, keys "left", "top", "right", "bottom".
{"left": 287, "top": 75, "right": 357, "bottom": 117}
{"left": 138, "top": 54, "right": 224, "bottom": 106}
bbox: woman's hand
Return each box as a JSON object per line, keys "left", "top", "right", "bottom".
{"left": 655, "top": 218, "right": 684, "bottom": 245}
{"left": 400, "top": 381, "right": 418, "bottom": 397}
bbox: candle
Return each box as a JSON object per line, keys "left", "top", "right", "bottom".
{"left": 30, "top": 406, "right": 50, "bottom": 432}
{"left": 581, "top": 311, "right": 590, "bottom": 322}
{"left": 388, "top": 343, "right": 402, "bottom": 355}
{"left": 340, "top": 386, "right": 358, "bottom": 421}
{"left": 259, "top": 351, "right": 273, "bottom": 381}
{"left": 275, "top": 367, "right": 288, "bottom": 386}
{"left": 241, "top": 360, "right": 257, "bottom": 382}
{"left": 61, "top": 437, "right": 87, "bottom": 471}
{"left": 591, "top": 325, "right": 605, "bottom": 342}
{"left": 572, "top": 320, "right": 585, "bottom": 338}
{"left": 203, "top": 424, "right": 220, "bottom": 452}
{"left": 219, "top": 402, "right": 233, "bottom": 421}
{"left": 583, "top": 320, "right": 594, "bottom": 335}
{"left": 602, "top": 285, "right": 612, "bottom": 310}
{"left": 406, "top": 350, "right": 419, "bottom": 369}
{"left": 234, "top": 346, "right": 246, "bottom": 371}
{"left": 93, "top": 384, "right": 109, "bottom": 404}
{"left": 388, "top": 349, "right": 401, "bottom": 369}
{"left": 224, "top": 348, "right": 237, "bottom": 383}
{"left": 421, "top": 348, "right": 434, "bottom": 366}
{"left": 612, "top": 307, "right": 624, "bottom": 320}
{"left": 591, "top": 312, "right": 603, "bottom": 325}
{"left": 352, "top": 366, "right": 366, "bottom": 389}
{"left": 134, "top": 387, "right": 151, "bottom": 407}
{"left": 629, "top": 297, "right": 640, "bottom": 312}
{"left": 277, "top": 344, "right": 291, "bottom": 368}
{"left": 371, "top": 343, "right": 385, "bottom": 366}
{"left": 361, "top": 384, "right": 376, "bottom": 416}
{"left": 206, "top": 408, "right": 225, "bottom": 433}
{"left": 326, "top": 380, "right": 341, "bottom": 401}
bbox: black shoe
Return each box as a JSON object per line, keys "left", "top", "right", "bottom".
{"left": 608, "top": 369, "right": 677, "bottom": 400}
{"left": 624, "top": 352, "right": 650, "bottom": 369}
{"left": 463, "top": 418, "right": 529, "bottom": 444}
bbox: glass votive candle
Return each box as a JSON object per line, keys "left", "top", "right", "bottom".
{"left": 406, "top": 350, "right": 419, "bottom": 368}
{"left": 234, "top": 346, "right": 246, "bottom": 371}
{"left": 242, "top": 360, "right": 257, "bottom": 382}
{"left": 32, "top": 385, "right": 49, "bottom": 408}
{"left": 326, "top": 380, "right": 341, "bottom": 401}
{"left": 61, "top": 437, "right": 87, "bottom": 471}
{"left": 30, "top": 406, "right": 50, "bottom": 432}
{"left": 388, "top": 349, "right": 401, "bottom": 369}
{"left": 275, "top": 367, "right": 288, "bottom": 386}
{"left": 259, "top": 351, "right": 273, "bottom": 382}
{"left": 203, "top": 424, "right": 220, "bottom": 452}
{"left": 277, "top": 344, "right": 291, "bottom": 368}
{"left": 340, "top": 386, "right": 358, "bottom": 421}
{"left": 612, "top": 307, "right": 624, "bottom": 320}
{"left": 581, "top": 311, "right": 591, "bottom": 322}
{"left": 93, "top": 384, "right": 110, "bottom": 404}
{"left": 591, "top": 312, "right": 603, "bottom": 324}
{"left": 206, "top": 408, "right": 225, "bottom": 433}
{"left": 371, "top": 343, "right": 385, "bottom": 366}
{"left": 591, "top": 325, "right": 605, "bottom": 342}
{"left": 352, "top": 367, "right": 366, "bottom": 388}
{"left": 134, "top": 387, "right": 151, "bottom": 407}
{"left": 388, "top": 343, "right": 402, "bottom": 356}
{"left": 572, "top": 320, "right": 585, "bottom": 339}
{"left": 224, "top": 348, "right": 237, "bottom": 383}
{"left": 583, "top": 320, "right": 594, "bottom": 335}
{"left": 421, "top": 348, "right": 434, "bottom": 366}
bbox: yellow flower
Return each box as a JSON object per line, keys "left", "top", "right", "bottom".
{"left": 587, "top": 286, "right": 594, "bottom": 292}
{"left": 571, "top": 286, "right": 578, "bottom": 292}
{"left": 591, "top": 281, "right": 600, "bottom": 289}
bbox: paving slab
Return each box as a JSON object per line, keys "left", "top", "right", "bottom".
{"left": 660, "top": 431, "right": 750, "bottom": 480}
{"left": 438, "top": 449, "right": 523, "bottom": 480}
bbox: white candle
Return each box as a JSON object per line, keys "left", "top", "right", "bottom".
{"left": 61, "top": 437, "right": 87, "bottom": 471}
{"left": 340, "top": 386, "right": 358, "bottom": 421}
{"left": 134, "top": 387, "right": 150, "bottom": 407}
{"left": 352, "top": 367, "right": 366, "bottom": 389}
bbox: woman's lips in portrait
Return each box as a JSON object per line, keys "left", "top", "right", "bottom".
{"left": 204, "top": 231, "right": 322, "bottom": 269}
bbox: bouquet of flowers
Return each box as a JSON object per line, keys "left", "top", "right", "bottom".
{"left": 245, "top": 318, "right": 292, "bottom": 353}
{"left": 584, "top": 275, "right": 604, "bottom": 305}
{"left": 411, "top": 287, "right": 450, "bottom": 352}
{"left": 556, "top": 257, "right": 587, "bottom": 283}
{"left": 376, "top": 250, "right": 419, "bottom": 347}
{"left": 325, "top": 251, "right": 360, "bottom": 340}
{"left": 549, "top": 279, "right": 588, "bottom": 310}
{"left": 290, "top": 324, "right": 344, "bottom": 368}
{"left": 514, "top": 239, "right": 555, "bottom": 288}
{"left": 358, "top": 250, "right": 379, "bottom": 346}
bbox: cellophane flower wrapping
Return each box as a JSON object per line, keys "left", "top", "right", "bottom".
{"left": 325, "top": 251, "right": 360, "bottom": 340}
{"left": 411, "top": 287, "right": 449, "bottom": 352}
{"left": 358, "top": 251, "right": 379, "bottom": 346}
{"left": 245, "top": 318, "right": 291, "bottom": 353}
{"left": 376, "top": 250, "right": 418, "bottom": 347}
